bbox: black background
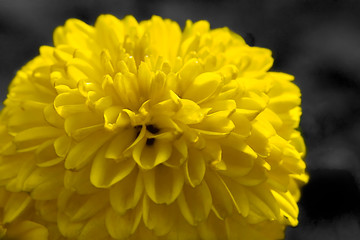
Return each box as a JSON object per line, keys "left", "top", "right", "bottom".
{"left": 1, "top": 0, "right": 360, "bottom": 239}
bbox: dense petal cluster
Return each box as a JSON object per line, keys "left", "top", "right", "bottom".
{"left": 0, "top": 15, "right": 308, "bottom": 239}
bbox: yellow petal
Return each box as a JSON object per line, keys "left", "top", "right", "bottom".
{"left": 30, "top": 172, "right": 63, "bottom": 200}
{"left": 178, "top": 58, "right": 203, "bottom": 92}
{"left": 221, "top": 176, "right": 250, "bottom": 217}
{"left": 105, "top": 128, "right": 137, "bottom": 159}
{"left": 142, "top": 195, "right": 177, "bottom": 236}
{"left": 225, "top": 214, "right": 285, "bottom": 240}
{"left": 65, "top": 130, "right": 112, "bottom": 170}
{"left": 13, "top": 126, "right": 62, "bottom": 151}
{"left": 246, "top": 184, "right": 280, "bottom": 221}
{"left": 5, "top": 221, "right": 49, "bottom": 240}
{"left": 54, "top": 91, "right": 88, "bottom": 118}
{"left": 269, "top": 94, "right": 301, "bottom": 113}
{"left": 43, "top": 104, "right": 64, "bottom": 128}
{"left": 204, "top": 170, "right": 233, "bottom": 219}
{"left": 35, "top": 199, "right": 58, "bottom": 222}
{"left": 22, "top": 165, "right": 63, "bottom": 199}
{"left": 163, "top": 138, "right": 187, "bottom": 168}
{"left": 64, "top": 165, "right": 98, "bottom": 195}
{"left": 64, "top": 111, "right": 104, "bottom": 141}
{"left": 177, "top": 181, "right": 212, "bottom": 225}
{"left": 67, "top": 58, "right": 102, "bottom": 81}
{"left": 193, "top": 111, "right": 234, "bottom": 136}
{"left": 57, "top": 211, "right": 84, "bottom": 238}
{"left": 197, "top": 211, "right": 227, "bottom": 240}
{"left": 105, "top": 206, "right": 142, "bottom": 240}
{"left": 267, "top": 167, "right": 290, "bottom": 192}
{"left": 0, "top": 154, "right": 29, "bottom": 183}
{"left": 104, "top": 106, "right": 131, "bottom": 130}
{"left": 36, "top": 140, "right": 63, "bottom": 167}
{"left": 132, "top": 138, "right": 172, "bottom": 169}
{"left": 143, "top": 164, "right": 184, "bottom": 204}
{"left": 3, "top": 192, "right": 31, "bottom": 223}
{"left": 91, "top": 146, "right": 136, "bottom": 188}
{"left": 174, "top": 99, "right": 204, "bottom": 125}
{"left": 230, "top": 109, "right": 251, "bottom": 137}
{"left": 233, "top": 164, "right": 268, "bottom": 187}
{"left": 162, "top": 216, "right": 199, "bottom": 240}
{"left": 109, "top": 168, "right": 143, "bottom": 215}
{"left": 272, "top": 189, "right": 299, "bottom": 226}
{"left": 137, "top": 61, "right": 152, "bottom": 97}
{"left": 54, "top": 134, "right": 71, "bottom": 158}
{"left": 246, "top": 119, "right": 275, "bottom": 157}
{"left": 58, "top": 189, "right": 108, "bottom": 222}
{"left": 289, "top": 131, "right": 306, "bottom": 158}
{"left": 184, "top": 147, "right": 206, "bottom": 187}
{"left": 7, "top": 107, "right": 46, "bottom": 133}
{"left": 6, "top": 157, "right": 36, "bottom": 192}
{"left": 182, "top": 72, "right": 221, "bottom": 104}
{"left": 215, "top": 144, "right": 255, "bottom": 177}
{"left": 78, "top": 212, "right": 110, "bottom": 240}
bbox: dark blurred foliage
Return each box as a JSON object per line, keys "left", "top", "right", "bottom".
{"left": 1, "top": 0, "right": 360, "bottom": 239}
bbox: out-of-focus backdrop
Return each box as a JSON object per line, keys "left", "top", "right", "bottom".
{"left": 1, "top": 0, "right": 360, "bottom": 239}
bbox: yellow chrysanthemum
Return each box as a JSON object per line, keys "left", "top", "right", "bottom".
{"left": 0, "top": 15, "right": 308, "bottom": 239}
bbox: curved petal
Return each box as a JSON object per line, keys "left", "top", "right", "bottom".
{"left": 5, "top": 221, "right": 49, "bottom": 240}
{"left": 3, "top": 192, "right": 31, "bottom": 223}
{"left": 79, "top": 212, "right": 110, "bottom": 240}
{"left": 105, "top": 205, "right": 142, "bottom": 240}
{"left": 204, "top": 170, "right": 233, "bottom": 220}
{"left": 174, "top": 99, "right": 204, "bottom": 125}
{"left": 30, "top": 172, "right": 64, "bottom": 200}
{"left": 246, "top": 184, "right": 280, "bottom": 221}
{"left": 23, "top": 165, "right": 63, "bottom": 200}
{"left": 246, "top": 119, "right": 275, "bottom": 157}
{"left": 192, "top": 111, "right": 235, "bottom": 136}
{"left": 54, "top": 91, "right": 88, "bottom": 118}
{"left": 214, "top": 144, "right": 256, "bottom": 177}
{"left": 105, "top": 128, "right": 137, "bottom": 159}
{"left": 185, "top": 147, "right": 206, "bottom": 187}
{"left": 178, "top": 58, "right": 203, "bottom": 92}
{"left": 272, "top": 189, "right": 299, "bottom": 226}
{"left": 64, "top": 111, "right": 104, "bottom": 141}
{"left": 162, "top": 216, "right": 199, "bottom": 240}
{"left": 58, "top": 189, "right": 108, "bottom": 223}
{"left": 233, "top": 164, "right": 268, "bottom": 187}
{"left": 36, "top": 199, "right": 58, "bottom": 222}
{"left": 13, "top": 126, "right": 62, "bottom": 151}
{"left": 65, "top": 130, "right": 112, "bottom": 170}
{"left": 221, "top": 176, "right": 250, "bottom": 217}
{"left": 197, "top": 211, "right": 227, "bottom": 240}
{"left": 64, "top": 165, "right": 98, "bottom": 195}
{"left": 225, "top": 213, "right": 285, "bottom": 240}
{"left": 0, "top": 154, "right": 31, "bottom": 184}
{"left": 182, "top": 72, "right": 221, "bottom": 104}
{"left": 177, "top": 181, "right": 212, "bottom": 226}
{"left": 36, "top": 140, "right": 63, "bottom": 167}
{"left": 133, "top": 139, "right": 172, "bottom": 169}
{"left": 57, "top": 211, "right": 84, "bottom": 239}
{"left": 143, "top": 164, "right": 184, "bottom": 204}
{"left": 109, "top": 168, "right": 143, "bottom": 214}
{"left": 163, "top": 139, "right": 187, "bottom": 168}
{"left": 91, "top": 146, "right": 136, "bottom": 188}
{"left": 54, "top": 135, "right": 71, "bottom": 158}
{"left": 142, "top": 195, "right": 176, "bottom": 236}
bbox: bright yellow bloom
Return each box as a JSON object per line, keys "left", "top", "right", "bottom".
{"left": 0, "top": 15, "right": 308, "bottom": 239}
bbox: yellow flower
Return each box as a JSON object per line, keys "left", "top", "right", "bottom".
{"left": 0, "top": 15, "right": 308, "bottom": 239}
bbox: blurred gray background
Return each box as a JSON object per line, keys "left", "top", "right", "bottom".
{"left": 1, "top": 0, "right": 360, "bottom": 239}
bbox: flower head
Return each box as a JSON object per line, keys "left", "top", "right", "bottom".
{"left": 0, "top": 15, "right": 308, "bottom": 239}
